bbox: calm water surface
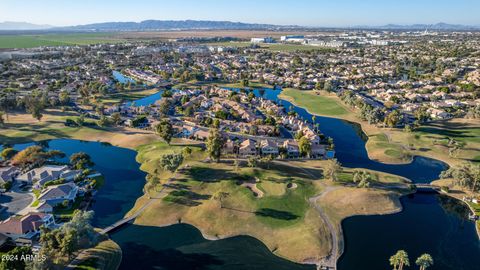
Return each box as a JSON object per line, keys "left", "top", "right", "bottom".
{"left": 2, "top": 87, "right": 477, "bottom": 270}
{"left": 112, "top": 223, "right": 315, "bottom": 270}
{"left": 339, "top": 193, "right": 480, "bottom": 270}
{"left": 3, "top": 139, "right": 146, "bottom": 228}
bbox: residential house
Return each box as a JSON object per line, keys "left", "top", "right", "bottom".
{"left": 283, "top": 140, "right": 300, "bottom": 158}
{"left": 0, "top": 212, "right": 55, "bottom": 241}
{"left": 239, "top": 139, "right": 257, "bottom": 157}
{"left": 311, "top": 144, "right": 327, "bottom": 158}
{"left": 37, "top": 182, "right": 79, "bottom": 207}
{"left": 191, "top": 130, "right": 210, "bottom": 141}
{"left": 223, "top": 139, "right": 237, "bottom": 155}
{"left": 17, "top": 165, "right": 81, "bottom": 188}
{"left": 259, "top": 140, "right": 279, "bottom": 156}
{"left": 0, "top": 166, "right": 19, "bottom": 185}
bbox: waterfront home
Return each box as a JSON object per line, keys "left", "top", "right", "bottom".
{"left": 311, "top": 144, "right": 327, "bottom": 158}
{"left": 35, "top": 201, "right": 54, "bottom": 213}
{"left": 0, "top": 212, "right": 55, "bottom": 242}
{"left": 259, "top": 139, "right": 279, "bottom": 156}
{"left": 17, "top": 165, "right": 81, "bottom": 188}
{"left": 37, "top": 182, "right": 79, "bottom": 207}
{"left": 0, "top": 166, "right": 19, "bottom": 184}
{"left": 239, "top": 139, "right": 257, "bottom": 157}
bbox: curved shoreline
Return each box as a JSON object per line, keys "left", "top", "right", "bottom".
{"left": 278, "top": 92, "right": 459, "bottom": 167}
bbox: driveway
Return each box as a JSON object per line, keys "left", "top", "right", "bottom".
{"left": 0, "top": 181, "right": 34, "bottom": 220}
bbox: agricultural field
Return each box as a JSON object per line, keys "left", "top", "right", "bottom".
{"left": 0, "top": 33, "right": 126, "bottom": 49}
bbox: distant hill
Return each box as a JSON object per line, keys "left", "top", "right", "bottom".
{"left": 60, "top": 20, "right": 300, "bottom": 31}
{"left": 353, "top": 22, "right": 480, "bottom": 31}
{"left": 0, "top": 21, "right": 53, "bottom": 30}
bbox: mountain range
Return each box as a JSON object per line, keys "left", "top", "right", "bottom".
{"left": 61, "top": 20, "right": 298, "bottom": 31}
{"left": 0, "top": 21, "right": 53, "bottom": 30}
{"left": 1, "top": 20, "right": 479, "bottom": 31}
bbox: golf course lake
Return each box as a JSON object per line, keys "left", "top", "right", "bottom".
{"left": 2, "top": 87, "right": 478, "bottom": 269}
{"left": 3, "top": 139, "right": 146, "bottom": 228}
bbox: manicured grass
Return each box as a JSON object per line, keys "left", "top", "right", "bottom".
{"left": 31, "top": 200, "right": 40, "bottom": 207}
{"left": 99, "top": 88, "right": 159, "bottom": 105}
{"left": 279, "top": 88, "right": 348, "bottom": 117}
{"left": 74, "top": 239, "right": 122, "bottom": 270}
{"left": 0, "top": 33, "right": 125, "bottom": 49}
{"left": 54, "top": 197, "right": 83, "bottom": 218}
{"left": 131, "top": 141, "right": 333, "bottom": 262}
{"left": 0, "top": 109, "right": 159, "bottom": 149}
{"left": 257, "top": 181, "right": 287, "bottom": 196}
{"left": 255, "top": 181, "right": 315, "bottom": 228}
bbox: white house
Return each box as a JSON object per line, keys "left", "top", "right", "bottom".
{"left": 17, "top": 165, "right": 81, "bottom": 188}
{"left": 37, "top": 182, "right": 79, "bottom": 207}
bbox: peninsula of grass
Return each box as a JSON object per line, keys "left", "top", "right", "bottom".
{"left": 279, "top": 88, "right": 348, "bottom": 117}
{"left": 127, "top": 140, "right": 410, "bottom": 265}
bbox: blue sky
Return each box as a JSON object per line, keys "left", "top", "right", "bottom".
{"left": 1, "top": 0, "right": 478, "bottom": 27}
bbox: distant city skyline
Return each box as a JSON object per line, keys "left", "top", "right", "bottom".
{"left": 1, "top": 0, "right": 479, "bottom": 27}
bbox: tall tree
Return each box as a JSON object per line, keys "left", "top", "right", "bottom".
{"left": 390, "top": 250, "right": 410, "bottom": 270}
{"left": 155, "top": 120, "right": 174, "bottom": 144}
{"left": 159, "top": 153, "right": 184, "bottom": 173}
{"left": 298, "top": 137, "right": 312, "bottom": 157}
{"left": 384, "top": 110, "right": 403, "bottom": 128}
{"left": 324, "top": 158, "right": 342, "bottom": 182}
{"left": 70, "top": 152, "right": 95, "bottom": 170}
{"left": 206, "top": 128, "right": 224, "bottom": 162}
{"left": 1, "top": 148, "right": 18, "bottom": 160}
{"left": 416, "top": 253, "right": 434, "bottom": 270}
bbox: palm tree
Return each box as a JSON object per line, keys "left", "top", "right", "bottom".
{"left": 390, "top": 250, "right": 410, "bottom": 270}
{"left": 397, "top": 250, "right": 410, "bottom": 270}
{"left": 416, "top": 253, "right": 433, "bottom": 270}
{"left": 389, "top": 253, "right": 400, "bottom": 270}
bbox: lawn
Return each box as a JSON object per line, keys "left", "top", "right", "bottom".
{"left": 99, "top": 88, "right": 159, "bottom": 105}
{"left": 74, "top": 239, "right": 122, "bottom": 270}
{"left": 0, "top": 109, "right": 159, "bottom": 149}
{"left": 0, "top": 33, "right": 126, "bottom": 49}
{"left": 130, "top": 142, "right": 331, "bottom": 263}
{"left": 279, "top": 88, "right": 348, "bottom": 117}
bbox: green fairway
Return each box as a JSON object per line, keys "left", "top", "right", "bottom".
{"left": 0, "top": 33, "right": 125, "bottom": 49}
{"left": 279, "top": 88, "right": 348, "bottom": 117}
